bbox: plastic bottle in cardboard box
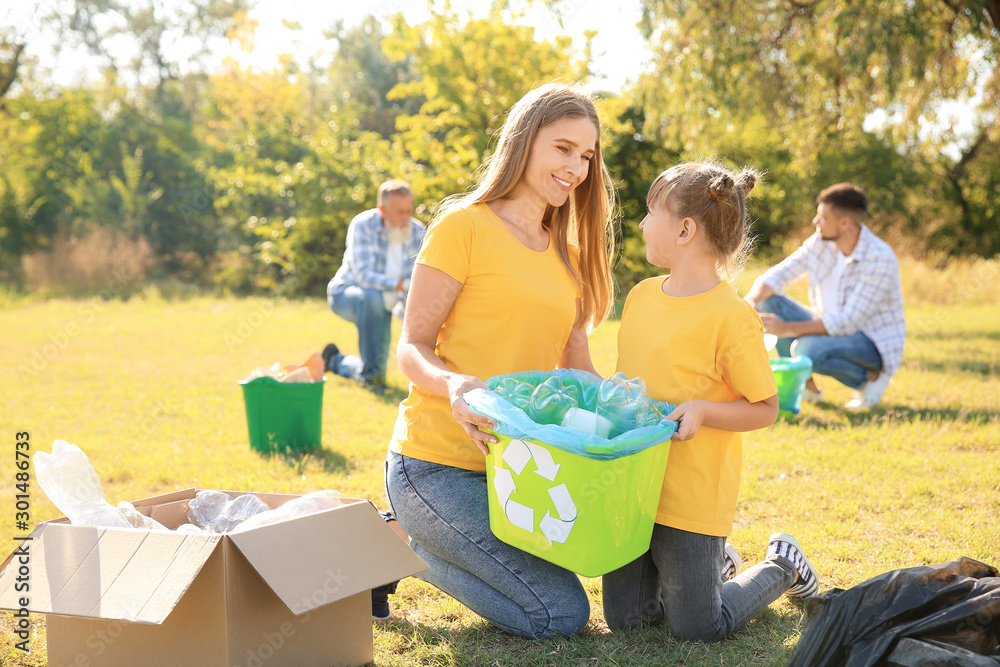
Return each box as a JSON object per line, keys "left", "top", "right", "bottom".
{"left": 33, "top": 440, "right": 131, "bottom": 528}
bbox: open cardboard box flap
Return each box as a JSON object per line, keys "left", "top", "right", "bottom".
{"left": 0, "top": 523, "right": 221, "bottom": 623}
{"left": 0, "top": 489, "right": 427, "bottom": 623}
{"left": 230, "top": 499, "right": 427, "bottom": 614}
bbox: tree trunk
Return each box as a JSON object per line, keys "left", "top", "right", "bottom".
{"left": 0, "top": 41, "right": 25, "bottom": 103}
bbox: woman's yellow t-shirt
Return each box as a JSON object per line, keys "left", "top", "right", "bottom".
{"left": 616, "top": 277, "right": 777, "bottom": 537}
{"left": 389, "top": 201, "right": 581, "bottom": 471}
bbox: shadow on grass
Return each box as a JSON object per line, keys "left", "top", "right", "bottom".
{"left": 378, "top": 384, "right": 409, "bottom": 404}
{"left": 909, "top": 329, "right": 1000, "bottom": 343}
{"left": 376, "top": 604, "right": 799, "bottom": 666}
{"left": 781, "top": 404, "right": 998, "bottom": 431}
{"left": 844, "top": 405, "right": 999, "bottom": 428}
{"left": 268, "top": 446, "right": 351, "bottom": 474}
{"left": 906, "top": 359, "right": 998, "bottom": 378}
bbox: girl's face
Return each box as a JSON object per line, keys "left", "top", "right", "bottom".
{"left": 639, "top": 199, "right": 684, "bottom": 268}
{"left": 519, "top": 116, "right": 598, "bottom": 209}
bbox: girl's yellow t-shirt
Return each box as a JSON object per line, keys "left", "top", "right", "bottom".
{"left": 389, "top": 201, "right": 581, "bottom": 471}
{"left": 616, "top": 277, "right": 777, "bottom": 537}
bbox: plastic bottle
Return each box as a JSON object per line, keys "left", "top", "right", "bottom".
{"left": 231, "top": 490, "right": 343, "bottom": 533}
{"left": 33, "top": 440, "right": 131, "bottom": 528}
{"left": 528, "top": 376, "right": 581, "bottom": 426}
{"left": 186, "top": 490, "right": 270, "bottom": 533}
{"left": 560, "top": 407, "right": 614, "bottom": 438}
{"left": 596, "top": 373, "right": 651, "bottom": 438}
{"left": 495, "top": 378, "right": 535, "bottom": 412}
{"left": 117, "top": 500, "right": 169, "bottom": 531}
{"left": 176, "top": 523, "right": 208, "bottom": 535}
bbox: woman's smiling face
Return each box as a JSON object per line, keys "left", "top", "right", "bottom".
{"left": 518, "top": 116, "right": 598, "bottom": 208}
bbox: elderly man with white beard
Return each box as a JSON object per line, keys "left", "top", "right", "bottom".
{"left": 324, "top": 180, "right": 426, "bottom": 394}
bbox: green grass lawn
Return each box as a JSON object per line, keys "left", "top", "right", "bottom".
{"left": 1, "top": 260, "right": 998, "bottom": 666}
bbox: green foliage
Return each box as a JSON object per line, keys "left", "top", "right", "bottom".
{"left": 2, "top": 1, "right": 998, "bottom": 294}
{"left": 199, "top": 4, "right": 590, "bottom": 295}
{"left": 382, "top": 7, "right": 589, "bottom": 210}
{"left": 632, "top": 0, "right": 1000, "bottom": 256}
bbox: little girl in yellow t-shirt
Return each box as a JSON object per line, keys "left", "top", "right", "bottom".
{"left": 602, "top": 162, "right": 821, "bottom": 643}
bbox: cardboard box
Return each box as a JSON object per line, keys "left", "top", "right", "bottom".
{"left": 0, "top": 488, "right": 427, "bottom": 667}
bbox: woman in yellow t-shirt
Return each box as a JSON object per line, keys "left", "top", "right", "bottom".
{"left": 602, "top": 162, "right": 821, "bottom": 643}
{"left": 384, "top": 83, "right": 616, "bottom": 638}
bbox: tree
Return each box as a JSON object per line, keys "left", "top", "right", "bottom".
{"left": 46, "top": 0, "right": 253, "bottom": 100}
{"left": 633, "top": 0, "right": 1000, "bottom": 255}
{"left": 322, "top": 15, "right": 421, "bottom": 139}
{"left": 382, "top": 4, "right": 591, "bottom": 210}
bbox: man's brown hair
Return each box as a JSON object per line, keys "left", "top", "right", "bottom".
{"left": 817, "top": 183, "right": 868, "bottom": 216}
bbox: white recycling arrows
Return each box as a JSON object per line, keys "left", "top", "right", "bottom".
{"left": 492, "top": 466, "right": 534, "bottom": 533}
{"left": 540, "top": 483, "right": 577, "bottom": 545}
{"left": 494, "top": 439, "right": 576, "bottom": 545}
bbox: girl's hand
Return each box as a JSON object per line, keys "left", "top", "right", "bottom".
{"left": 666, "top": 401, "right": 708, "bottom": 441}
{"left": 447, "top": 374, "right": 497, "bottom": 455}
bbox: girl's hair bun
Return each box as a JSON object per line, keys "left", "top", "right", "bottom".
{"left": 706, "top": 174, "right": 735, "bottom": 201}
{"left": 735, "top": 171, "right": 757, "bottom": 197}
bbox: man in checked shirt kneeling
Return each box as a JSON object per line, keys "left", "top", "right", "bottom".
{"left": 744, "top": 183, "right": 906, "bottom": 410}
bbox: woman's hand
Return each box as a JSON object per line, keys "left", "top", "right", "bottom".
{"left": 447, "top": 374, "right": 497, "bottom": 455}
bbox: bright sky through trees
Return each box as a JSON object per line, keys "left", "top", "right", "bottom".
{"left": 234, "top": 0, "right": 651, "bottom": 92}
{"left": 6, "top": 0, "right": 653, "bottom": 93}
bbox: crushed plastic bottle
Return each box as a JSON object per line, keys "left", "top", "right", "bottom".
{"left": 33, "top": 440, "right": 131, "bottom": 528}
{"left": 495, "top": 378, "right": 535, "bottom": 412}
{"left": 186, "top": 490, "right": 270, "bottom": 533}
{"left": 243, "top": 362, "right": 284, "bottom": 382}
{"left": 117, "top": 500, "right": 169, "bottom": 531}
{"left": 528, "top": 376, "right": 581, "bottom": 426}
{"left": 596, "top": 373, "right": 652, "bottom": 438}
{"left": 643, "top": 401, "right": 668, "bottom": 427}
{"left": 176, "top": 523, "right": 208, "bottom": 535}
{"left": 231, "top": 490, "right": 343, "bottom": 533}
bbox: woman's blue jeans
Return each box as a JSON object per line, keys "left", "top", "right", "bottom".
{"left": 384, "top": 451, "right": 590, "bottom": 638}
{"left": 328, "top": 285, "right": 391, "bottom": 382}
{"left": 758, "top": 295, "right": 882, "bottom": 389}
{"left": 602, "top": 525, "right": 796, "bottom": 643}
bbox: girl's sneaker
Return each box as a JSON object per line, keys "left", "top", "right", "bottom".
{"left": 371, "top": 581, "right": 398, "bottom": 621}
{"left": 767, "top": 533, "right": 820, "bottom": 598}
{"left": 721, "top": 543, "right": 743, "bottom": 582}
{"left": 372, "top": 509, "right": 402, "bottom": 620}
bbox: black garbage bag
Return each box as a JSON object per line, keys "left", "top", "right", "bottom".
{"left": 787, "top": 557, "right": 1000, "bottom": 667}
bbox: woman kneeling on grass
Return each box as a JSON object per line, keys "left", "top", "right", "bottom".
{"left": 384, "top": 83, "right": 616, "bottom": 638}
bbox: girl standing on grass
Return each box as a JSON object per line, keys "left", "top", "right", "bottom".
{"left": 384, "top": 83, "right": 617, "bottom": 638}
{"left": 602, "top": 162, "right": 820, "bottom": 642}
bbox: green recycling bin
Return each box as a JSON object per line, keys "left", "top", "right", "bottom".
{"left": 467, "top": 370, "right": 678, "bottom": 577}
{"left": 239, "top": 376, "right": 325, "bottom": 453}
{"left": 770, "top": 355, "right": 813, "bottom": 414}
{"left": 486, "top": 433, "right": 671, "bottom": 577}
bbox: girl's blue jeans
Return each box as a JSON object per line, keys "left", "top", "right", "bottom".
{"left": 758, "top": 294, "right": 882, "bottom": 389}
{"left": 384, "top": 451, "right": 590, "bottom": 638}
{"left": 602, "top": 525, "right": 796, "bottom": 643}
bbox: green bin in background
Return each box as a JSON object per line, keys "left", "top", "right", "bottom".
{"left": 770, "top": 355, "right": 813, "bottom": 415}
{"left": 239, "top": 376, "right": 325, "bottom": 453}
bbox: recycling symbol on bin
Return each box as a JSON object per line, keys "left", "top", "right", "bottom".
{"left": 492, "top": 439, "right": 577, "bottom": 545}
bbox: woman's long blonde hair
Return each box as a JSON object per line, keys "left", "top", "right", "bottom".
{"left": 439, "top": 83, "right": 617, "bottom": 331}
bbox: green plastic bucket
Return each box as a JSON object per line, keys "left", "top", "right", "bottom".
{"left": 239, "top": 376, "right": 325, "bottom": 453}
{"left": 486, "top": 433, "right": 671, "bottom": 577}
{"left": 770, "top": 356, "right": 813, "bottom": 414}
